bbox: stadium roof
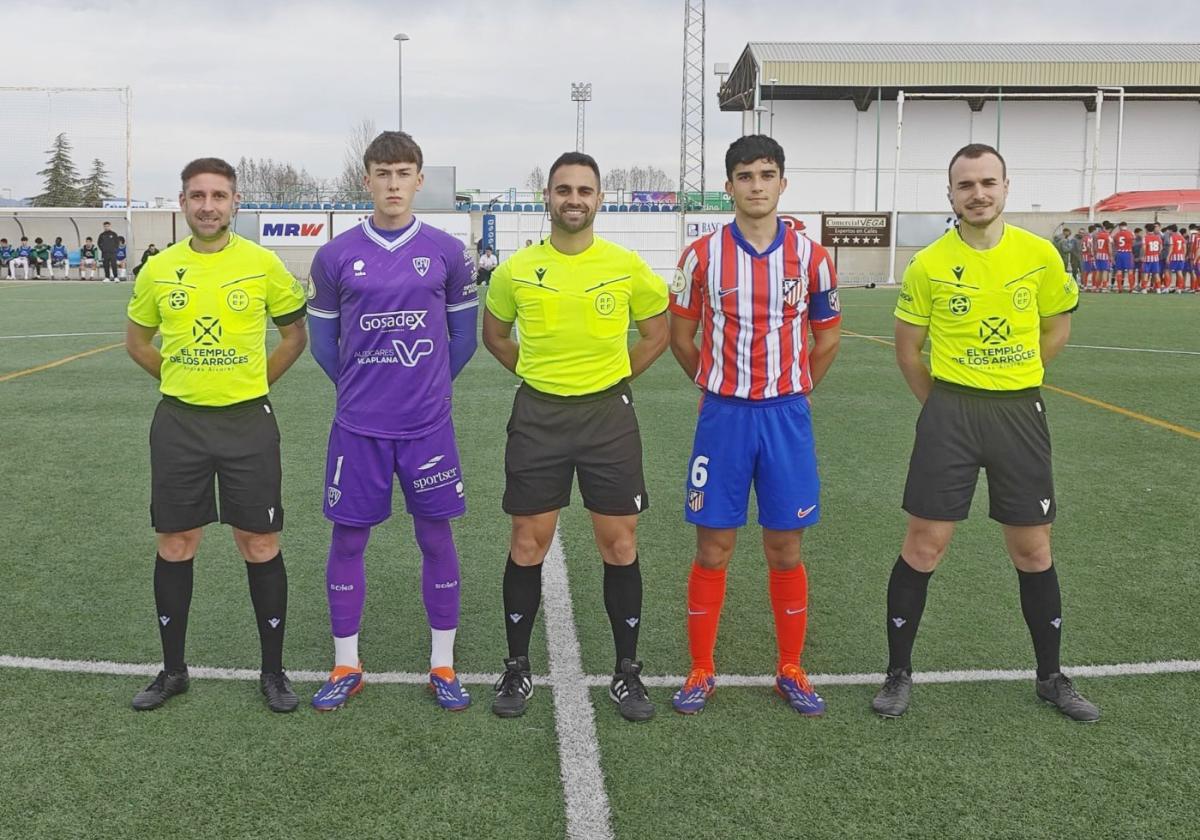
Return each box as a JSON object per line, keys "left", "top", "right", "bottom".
{"left": 720, "top": 42, "right": 1200, "bottom": 111}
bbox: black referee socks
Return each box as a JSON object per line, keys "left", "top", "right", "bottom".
{"left": 886, "top": 554, "right": 933, "bottom": 674}
{"left": 604, "top": 557, "right": 643, "bottom": 672}
{"left": 246, "top": 552, "right": 288, "bottom": 674}
{"left": 154, "top": 554, "right": 193, "bottom": 672}
{"left": 503, "top": 555, "right": 542, "bottom": 660}
{"left": 1017, "top": 565, "right": 1063, "bottom": 681}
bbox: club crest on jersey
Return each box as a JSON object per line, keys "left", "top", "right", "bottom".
{"left": 412, "top": 257, "right": 431, "bottom": 277}
{"left": 782, "top": 277, "right": 803, "bottom": 307}
{"left": 327, "top": 486, "right": 342, "bottom": 507}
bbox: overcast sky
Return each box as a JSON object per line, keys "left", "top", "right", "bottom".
{"left": 3, "top": 0, "right": 1198, "bottom": 201}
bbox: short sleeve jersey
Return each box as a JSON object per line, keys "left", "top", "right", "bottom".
{"left": 895, "top": 224, "right": 1078, "bottom": 391}
{"left": 308, "top": 218, "right": 478, "bottom": 439}
{"left": 670, "top": 221, "right": 840, "bottom": 399}
{"left": 1113, "top": 229, "right": 1134, "bottom": 254}
{"left": 1143, "top": 233, "right": 1163, "bottom": 262}
{"left": 127, "top": 234, "right": 307, "bottom": 407}
{"left": 1168, "top": 233, "right": 1187, "bottom": 260}
{"left": 486, "top": 236, "right": 668, "bottom": 396}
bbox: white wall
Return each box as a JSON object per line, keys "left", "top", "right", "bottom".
{"left": 769, "top": 98, "right": 1200, "bottom": 211}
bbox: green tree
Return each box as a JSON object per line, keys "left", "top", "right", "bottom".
{"left": 32, "top": 133, "right": 82, "bottom": 207}
{"left": 77, "top": 158, "right": 114, "bottom": 208}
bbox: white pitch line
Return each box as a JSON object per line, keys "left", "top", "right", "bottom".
{"left": 841, "top": 334, "right": 1200, "bottom": 356}
{"left": 540, "top": 525, "right": 615, "bottom": 840}
{"left": 1063, "top": 343, "right": 1200, "bottom": 356}
{"left": 5, "top": 654, "right": 1198, "bottom": 690}
{"left": 0, "top": 331, "right": 125, "bottom": 339}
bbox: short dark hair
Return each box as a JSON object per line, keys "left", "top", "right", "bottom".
{"left": 948, "top": 143, "right": 1007, "bottom": 181}
{"left": 181, "top": 157, "right": 237, "bottom": 190}
{"left": 1134, "top": 227, "right": 1143, "bottom": 233}
{"left": 34, "top": 237, "right": 43, "bottom": 244}
{"left": 363, "top": 131, "right": 423, "bottom": 171}
{"left": 1102, "top": 220, "right": 1113, "bottom": 230}
{"left": 725, "top": 134, "right": 785, "bottom": 179}
{"left": 547, "top": 152, "right": 601, "bottom": 188}
{"left": 103, "top": 221, "right": 111, "bottom": 226}
{"left": 1118, "top": 220, "right": 1127, "bottom": 227}
{"left": 85, "top": 236, "right": 93, "bottom": 241}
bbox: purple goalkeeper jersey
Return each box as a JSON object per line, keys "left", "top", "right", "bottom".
{"left": 308, "top": 217, "right": 478, "bottom": 439}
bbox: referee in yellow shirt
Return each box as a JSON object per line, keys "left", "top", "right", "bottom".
{"left": 872, "top": 143, "right": 1097, "bottom": 722}
{"left": 125, "top": 157, "right": 308, "bottom": 713}
{"left": 482, "top": 152, "right": 669, "bottom": 722}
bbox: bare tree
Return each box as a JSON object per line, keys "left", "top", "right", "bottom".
{"left": 235, "top": 157, "right": 323, "bottom": 204}
{"left": 602, "top": 168, "right": 629, "bottom": 192}
{"left": 525, "top": 165, "right": 546, "bottom": 195}
{"left": 627, "top": 165, "right": 672, "bottom": 192}
{"left": 332, "top": 118, "right": 377, "bottom": 201}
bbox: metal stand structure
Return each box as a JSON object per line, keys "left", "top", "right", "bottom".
{"left": 678, "top": 0, "right": 705, "bottom": 211}
{"left": 571, "top": 83, "right": 592, "bottom": 153}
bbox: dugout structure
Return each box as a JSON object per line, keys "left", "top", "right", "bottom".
{"left": 719, "top": 43, "right": 1200, "bottom": 218}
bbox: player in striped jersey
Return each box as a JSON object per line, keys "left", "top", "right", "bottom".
{"left": 1187, "top": 224, "right": 1200, "bottom": 292}
{"left": 668, "top": 135, "right": 841, "bottom": 716}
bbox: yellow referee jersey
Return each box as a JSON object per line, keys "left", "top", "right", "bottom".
{"left": 895, "top": 224, "right": 1078, "bottom": 391}
{"left": 486, "top": 236, "right": 668, "bottom": 396}
{"left": 127, "top": 234, "right": 307, "bottom": 406}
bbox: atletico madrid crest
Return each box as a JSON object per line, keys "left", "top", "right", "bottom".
{"left": 782, "top": 277, "right": 803, "bottom": 307}
{"left": 687, "top": 489, "right": 705, "bottom": 512}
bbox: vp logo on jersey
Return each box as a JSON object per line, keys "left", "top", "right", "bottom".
{"left": 392, "top": 339, "right": 434, "bottom": 367}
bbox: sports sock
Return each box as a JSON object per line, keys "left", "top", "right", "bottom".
{"left": 430, "top": 629, "right": 457, "bottom": 671}
{"left": 1017, "top": 565, "right": 1063, "bottom": 681}
{"left": 768, "top": 564, "right": 809, "bottom": 672}
{"left": 886, "top": 554, "right": 933, "bottom": 674}
{"left": 246, "top": 552, "right": 288, "bottom": 674}
{"left": 415, "top": 517, "right": 461, "bottom": 669}
{"left": 686, "top": 563, "right": 727, "bottom": 673}
{"left": 603, "top": 557, "right": 642, "bottom": 671}
{"left": 415, "top": 517, "right": 460, "bottom": 631}
{"left": 502, "top": 555, "right": 542, "bottom": 660}
{"left": 153, "top": 554, "right": 193, "bottom": 672}
{"left": 334, "top": 634, "right": 359, "bottom": 669}
{"left": 327, "top": 523, "right": 369, "bottom": 664}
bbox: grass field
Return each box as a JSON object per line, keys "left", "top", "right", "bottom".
{"left": 2, "top": 279, "right": 1198, "bottom": 839}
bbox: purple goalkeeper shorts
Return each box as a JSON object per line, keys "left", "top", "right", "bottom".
{"left": 323, "top": 419, "right": 466, "bottom": 526}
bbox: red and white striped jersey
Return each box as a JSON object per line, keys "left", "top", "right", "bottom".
{"left": 1168, "top": 232, "right": 1187, "bottom": 260}
{"left": 1189, "top": 231, "right": 1200, "bottom": 261}
{"left": 670, "top": 222, "right": 840, "bottom": 399}
{"left": 1094, "top": 229, "right": 1112, "bottom": 259}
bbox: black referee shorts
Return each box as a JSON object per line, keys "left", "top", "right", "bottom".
{"left": 149, "top": 396, "right": 284, "bottom": 534}
{"left": 902, "top": 380, "right": 1056, "bottom": 526}
{"left": 503, "top": 380, "right": 648, "bottom": 517}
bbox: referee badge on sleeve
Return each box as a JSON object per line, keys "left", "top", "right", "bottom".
{"left": 687, "top": 489, "right": 705, "bottom": 512}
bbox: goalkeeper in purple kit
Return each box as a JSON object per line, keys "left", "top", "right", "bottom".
{"left": 307, "top": 131, "right": 479, "bottom": 710}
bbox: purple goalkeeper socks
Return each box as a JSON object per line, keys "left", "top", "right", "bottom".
{"left": 414, "top": 516, "right": 461, "bottom": 631}
{"left": 327, "top": 523, "right": 370, "bottom": 638}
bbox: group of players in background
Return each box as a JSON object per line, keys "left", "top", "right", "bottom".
{"left": 1057, "top": 221, "right": 1200, "bottom": 294}
{"left": 0, "top": 221, "right": 129, "bottom": 280}
{"left": 123, "top": 129, "right": 1098, "bottom": 726}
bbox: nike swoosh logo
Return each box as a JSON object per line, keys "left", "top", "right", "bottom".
{"left": 797, "top": 505, "right": 817, "bottom": 518}
{"left": 718, "top": 286, "right": 738, "bottom": 297}
{"left": 785, "top": 607, "right": 806, "bottom": 615}
{"left": 687, "top": 609, "right": 706, "bottom": 616}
